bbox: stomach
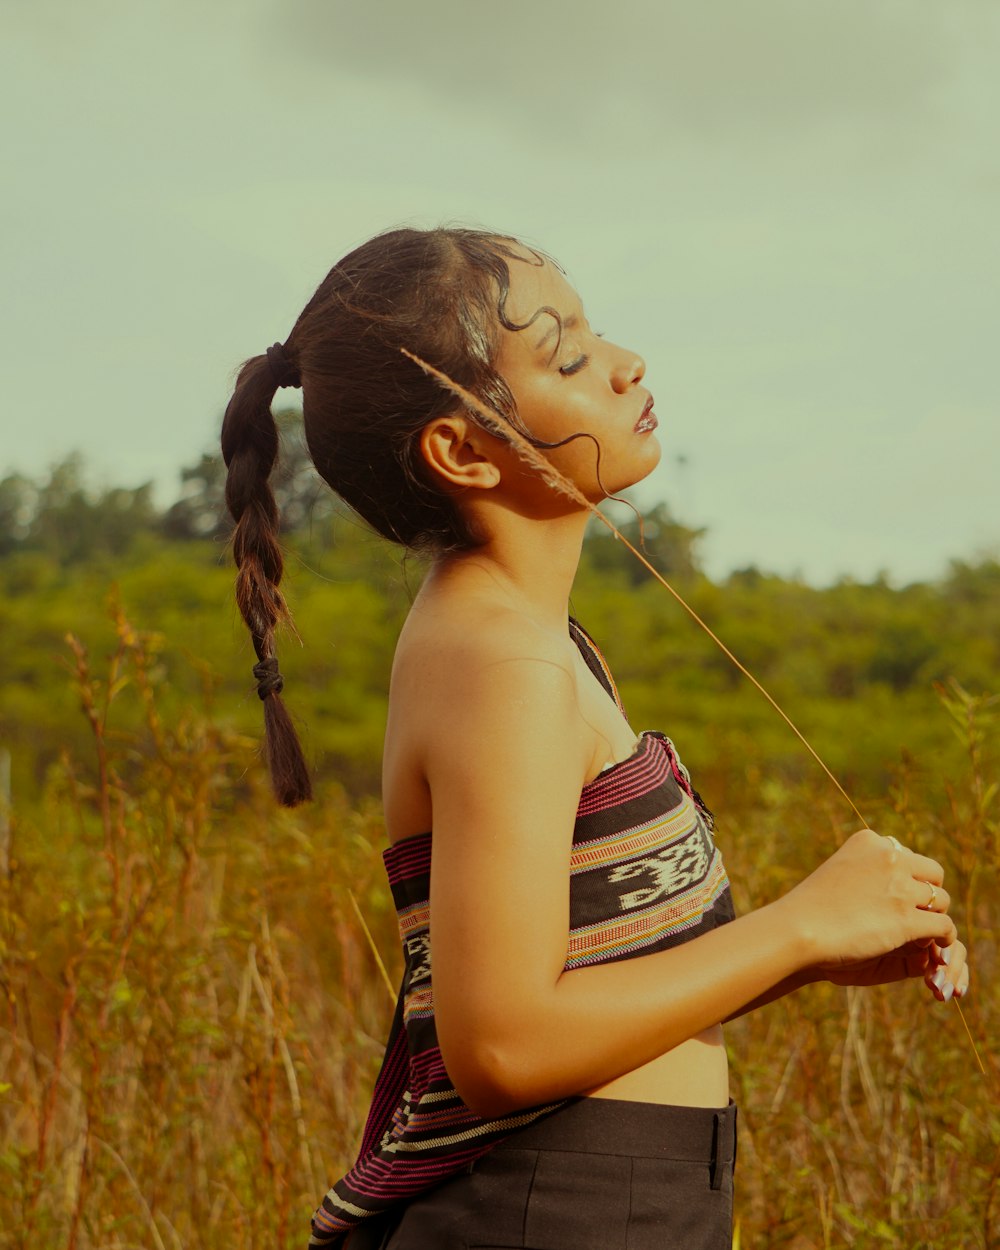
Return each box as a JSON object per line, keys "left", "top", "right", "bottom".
{"left": 582, "top": 1023, "right": 729, "bottom": 1107}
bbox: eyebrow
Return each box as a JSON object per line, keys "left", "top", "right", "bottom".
{"left": 534, "top": 312, "right": 578, "bottom": 351}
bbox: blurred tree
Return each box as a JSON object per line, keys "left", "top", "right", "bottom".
{"left": 162, "top": 411, "right": 337, "bottom": 540}
{"left": 2, "top": 454, "right": 156, "bottom": 564}
{"left": 943, "top": 556, "right": 1000, "bottom": 605}
{"left": 160, "top": 451, "right": 227, "bottom": 540}
{"left": 867, "top": 617, "right": 939, "bottom": 692}
{"left": 581, "top": 501, "right": 705, "bottom": 585}
{"left": 0, "top": 472, "right": 37, "bottom": 554}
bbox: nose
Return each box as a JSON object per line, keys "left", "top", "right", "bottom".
{"left": 610, "top": 348, "right": 645, "bottom": 393}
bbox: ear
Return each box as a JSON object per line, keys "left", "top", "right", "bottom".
{"left": 419, "top": 416, "right": 502, "bottom": 491}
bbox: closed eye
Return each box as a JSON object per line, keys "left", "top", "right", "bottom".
{"left": 558, "top": 329, "right": 604, "bottom": 376}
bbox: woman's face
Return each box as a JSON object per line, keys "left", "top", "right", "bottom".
{"left": 492, "top": 256, "right": 661, "bottom": 502}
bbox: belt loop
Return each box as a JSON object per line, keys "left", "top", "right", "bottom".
{"left": 709, "top": 1111, "right": 723, "bottom": 1191}
{"left": 733, "top": 1103, "right": 738, "bottom": 1169}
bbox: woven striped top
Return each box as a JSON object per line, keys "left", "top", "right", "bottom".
{"left": 308, "top": 620, "right": 735, "bottom": 1247}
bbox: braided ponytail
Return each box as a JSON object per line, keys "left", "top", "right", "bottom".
{"left": 221, "top": 346, "right": 312, "bottom": 805}
{"left": 219, "top": 227, "right": 561, "bottom": 805}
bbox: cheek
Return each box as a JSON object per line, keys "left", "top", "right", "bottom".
{"left": 529, "top": 392, "right": 603, "bottom": 446}
{"left": 530, "top": 387, "right": 585, "bottom": 439}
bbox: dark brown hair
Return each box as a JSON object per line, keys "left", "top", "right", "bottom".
{"left": 221, "top": 226, "right": 558, "bottom": 805}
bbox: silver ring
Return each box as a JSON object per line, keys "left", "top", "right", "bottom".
{"left": 887, "top": 835, "right": 904, "bottom": 853}
{"left": 923, "top": 881, "right": 938, "bottom": 910}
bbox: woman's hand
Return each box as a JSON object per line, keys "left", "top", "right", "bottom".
{"left": 775, "top": 829, "right": 959, "bottom": 970}
{"left": 817, "top": 937, "right": 970, "bottom": 1001}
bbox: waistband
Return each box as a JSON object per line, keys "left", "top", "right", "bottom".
{"left": 495, "top": 1096, "right": 737, "bottom": 1170}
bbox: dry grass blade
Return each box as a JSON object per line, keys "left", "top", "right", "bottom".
{"left": 592, "top": 526, "right": 871, "bottom": 829}
{"left": 399, "top": 349, "right": 592, "bottom": 510}
{"left": 955, "top": 1000, "right": 986, "bottom": 1075}
{"left": 348, "top": 888, "right": 396, "bottom": 1004}
{"left": 94, "top": 1137, "right": 169, "bottom": 1250}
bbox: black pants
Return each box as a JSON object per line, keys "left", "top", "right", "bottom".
{"left": 376, "top": 1097, "right": 737, "bottom": 1250}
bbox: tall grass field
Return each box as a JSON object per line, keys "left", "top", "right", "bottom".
{"left": 2, "top": 586, "right": 996, "bottom": 1249}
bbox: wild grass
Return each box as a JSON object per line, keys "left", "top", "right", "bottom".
{"left": 1, "top": 611, "right": 996, "bottom": 1248}
{"left": 725, "top": 679, "right": 999, "bottom": 1248}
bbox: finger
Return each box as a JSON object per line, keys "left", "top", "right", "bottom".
{"left": 930, "top": 976, "right": 949, "bottom": 1001}
{"left": 882, "top": 836, "right": 946, "bottom": 886}
{"left": 905, "top": 851, "right": 945, "bottom": 887}
{"left": 923, "top": 942, "right": 949, "bottom": 992}
{"left": 926, "top": 939, "right": 948, "bottom": 964}
{"left": 955, "top": 965, "right": 971, "bottom": 998}
{"left": 942, "top": 939, "right": 967, "bottom": 978}
{"left": 928, "top": 964, "right": 957, "bottom": 1002}
{"left": 926, "top": 958, "right": 955, "bottom": 1000}
{"left": 926, "top": 939, "right": 967, "bottom": 1000}
{"left": 913, "top": 880, "right": 950, "bottom": 914}
{"left": 911, "top": 912, "right": 957, "bottom": 952}
{"left": 903, "top": 946, "right": 934, "bottom": 977}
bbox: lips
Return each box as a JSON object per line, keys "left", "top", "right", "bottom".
{"left": 635, "top": 395, "right": 657, "bottom": 433}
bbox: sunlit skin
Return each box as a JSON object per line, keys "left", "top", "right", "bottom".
{"left": 380, "top": 253, "right": 969, "bottom": 1119}
{"left": 489, "top": 259, "right": 662, "bottom": 502}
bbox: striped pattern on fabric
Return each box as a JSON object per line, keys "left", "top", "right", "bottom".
{"left": 565, "top": 729, "right": 732, "bottom": 970}
{"left": 308, "top": 621, "right": 735, "bottom": 1247}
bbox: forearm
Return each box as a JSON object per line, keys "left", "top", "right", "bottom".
{"left": 722, "top": 967, "right": 821, "bottom": 1022}
{"left": 455, "top": 896, "right": 811, "bottom": 1115}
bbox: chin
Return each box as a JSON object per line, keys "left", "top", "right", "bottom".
{"left": 640, "top": 438, "right": 663, "bottom": 477}
{"left": 614, "top": 440, "right": 662, "bottom": 494}
{"left": 566, "top": 439, "right": 662, "bottom": 504}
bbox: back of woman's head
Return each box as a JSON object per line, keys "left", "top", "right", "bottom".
{"left": 220, "top": 225, "right": 540, "bottom": 804}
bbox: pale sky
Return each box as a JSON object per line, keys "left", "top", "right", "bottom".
{"left": 3, "top": 0, "right": 998, "bottom": 583}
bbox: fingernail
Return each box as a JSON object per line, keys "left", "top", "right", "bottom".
{"left": 941, "top": 982, "right": 954, "bottom": 1002}
{"left": 941, "top": 946, "right": 951, "bottom": 966}
{"left": 933, "top": 968, "right": 948, "bottom": 992}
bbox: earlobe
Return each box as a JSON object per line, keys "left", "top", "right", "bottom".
{"left": 419, "top": 418, "right": 502, "bottom": 492}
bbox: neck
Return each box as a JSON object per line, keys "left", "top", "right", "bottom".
{"left": 430, "top": 505, "right": 591, "bottom": 629}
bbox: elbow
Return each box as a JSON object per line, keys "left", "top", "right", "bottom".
{"left": 441, "top": 1033, "right": 546, "bottom": 1120}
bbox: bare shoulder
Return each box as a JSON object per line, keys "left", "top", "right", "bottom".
{"left": 385, "top": 595, "right": 589, "bottom": 819}
{"left": 393, "top": 598, "right": 578, "bottom": 723}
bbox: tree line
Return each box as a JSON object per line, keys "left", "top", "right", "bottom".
{"left": 2, "top": 436, "right": 998, "bottom": 813}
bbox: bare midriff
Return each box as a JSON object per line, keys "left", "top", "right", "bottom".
{"left": 583, "top": 1024, "right": 729, "bottom": 1107}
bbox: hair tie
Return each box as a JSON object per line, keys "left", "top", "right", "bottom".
{"left": 265, "top": 342, "right": 301, "bottom": 390}
{"left": 253, "top": 656, "right": 285, "bottom": 700}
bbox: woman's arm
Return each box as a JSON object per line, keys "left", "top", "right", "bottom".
{"left": 721, "top": 934, "right": 970, "bottom": 1023}
{"left": 721, "top": 970, "right": 821, "bottom": 1022}
{"left": 418, "top": 621, "right": 959, "bottom": 1118}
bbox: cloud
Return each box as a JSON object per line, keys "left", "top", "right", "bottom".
{"left": 2, "top": 0, "right": 996, "bottom": 582}
{"left": 274, "top": 0, "right": 970, "bottom": 143}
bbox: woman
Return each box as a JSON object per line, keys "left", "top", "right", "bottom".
{"left": 221, "top": 227, "right": 968, "bottom": 1250}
